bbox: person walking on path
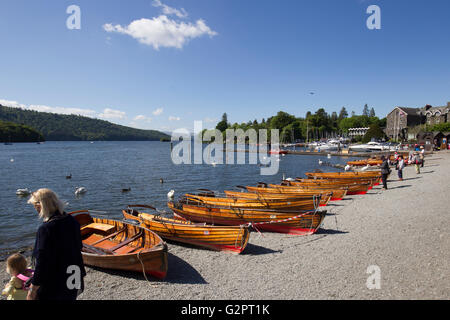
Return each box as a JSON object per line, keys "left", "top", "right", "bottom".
{"left": 412, "top": 153, "right": 421, "bottom": 174}
{"left": 397, "top": 155, "right": 405, "bottom": 181}
{"left": 420, "top": 146, "right": 425, "bottom": 167}
{"left": 27, "top": 188, "right": 86, "bottom": 300}
{"left": 380, "top": 155, "right": 391, "bottom": 190}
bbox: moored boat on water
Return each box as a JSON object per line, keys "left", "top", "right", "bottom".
{"left": 70, "top": 210, "right": 168, "bottom": 279}
{"left": 122, "top": 204, "right": 250, "bottom": 254}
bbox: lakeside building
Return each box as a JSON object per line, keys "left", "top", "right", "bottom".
{"left": 348, "top": 127, "right": 369, "bottom": 138}
{"left": 385, "top": 102, "right": 450, "bottom": 141}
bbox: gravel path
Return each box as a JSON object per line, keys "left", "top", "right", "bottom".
{"left": 2, "top": 151, "right": 449, "bottom": 300}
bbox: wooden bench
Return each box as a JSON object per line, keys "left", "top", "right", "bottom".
{"left": 81, "top": 223, "right": 116, "bottom": 236}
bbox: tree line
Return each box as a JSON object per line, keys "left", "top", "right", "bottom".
{"left": 0, "top": 105, "right": 170, "bottom": 142}
{"left": 207, "top": 104, "right": 386, "bottom": 143}
{"left": 0, "top": 120, "right": 45, "bottom": 143}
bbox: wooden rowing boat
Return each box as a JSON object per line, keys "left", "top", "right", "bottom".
{"left": 242, "top": 186, "right": 332, "bottom": 206}
{"left": 305, "top": 171, "right": 381, "bottom": 179}
{"left": 266, "top": 184, "right": 348, "bottom": 200}
{"left": 305, "top": 171, "right": 381, "bottom": 185}
{"left": 167, "top": 201, "right": 326, "bottom": 235}
{"left": 70, "top": 210, "right": 168, "bottom": 279}
{"left": 122, "top": 205, "right": 250, "bottom": 254}
{"left": 288, "top": 179, "right": 372, "bottom": 195}
{"left": 224, "top": 190, "right": 321, "bottom": 200}
{"left": 347, "top": 159, "right": 383, "bottom": 166}
{"left": 183, "top": 193, "right": 323, "bottom": 210}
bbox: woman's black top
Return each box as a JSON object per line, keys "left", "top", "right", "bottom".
{"left": 380, "top": 160, "right": 390, "bottom": 175}
{"left": 32, "top": 212, "right": 86, "bottom": 300}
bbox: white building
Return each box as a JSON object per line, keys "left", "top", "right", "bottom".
{"left": 348, "top": 127, "right": 370, "bottom": 137}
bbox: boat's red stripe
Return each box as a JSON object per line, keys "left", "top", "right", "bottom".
{"left": 347, "top": 190, "right": 367, "bottom": 195}
{"left": 148, "top": 271, "right": 167, "bottom": 279}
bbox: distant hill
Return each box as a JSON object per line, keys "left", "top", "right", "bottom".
{"left": 0, "top": 105, "right": 170, "bottom": 141}
{"left": 0, "top": 120, "right": 44, "bottom": 143}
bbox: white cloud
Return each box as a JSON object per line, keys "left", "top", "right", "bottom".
{"left": 152, "top": 0, "right": 188, "bottom": 19}
{"left": 103, "top": 15, "right": 217, "bottom": 50}
{"left": 169, "top": 116, "right": 181, "bottom": 121}
{"left": 152, "top": 107, "right": 164, "bottom": 116}
{"left": 99, "top": 108, "right": 126, "bottom": 119}
{"left": 134, "top": 114, "right": 152, "bottom": 122}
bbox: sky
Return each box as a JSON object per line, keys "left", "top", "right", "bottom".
{"left": 0, "top": 0, "right": 449, "bottom": 133}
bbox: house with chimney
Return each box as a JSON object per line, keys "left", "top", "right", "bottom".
{"left": 385, "top": 102, "right": 449, "bottom": 141}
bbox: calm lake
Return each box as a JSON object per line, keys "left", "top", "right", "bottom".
{"left": 0, "top": 141, "right": 355, "bottom": 258}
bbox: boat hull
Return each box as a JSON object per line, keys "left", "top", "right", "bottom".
{"left": 168, "top": 202, "right": 326, "bottom": 236}
{"left": 122, "top": 209, "right": 250, "bottom": 254}
{"left": 71, "top": 211, "right": 168, "bottom": 279}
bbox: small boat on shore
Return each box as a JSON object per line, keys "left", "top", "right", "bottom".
{"left": 70, "top": 210, "right": 168, "bottom": 279}
{"left": 292, "top": 179, "right": 372, "bottom": 195}
{"left": 183, "top": 192, "right": 322, "bottom": 210}
{"left": 243, "top": 186, "right": 331, "bottom": 206}
{"left": 346, "top": 159, "right": 383, "bottom": 166}
{"left": 268, "top": 183, "right": 348, "bottom": 200}
{"left": 122, "top": 205, "right": 250, "bottom": 254}
{"left": 168, "top": 201, "right": 327, "bottom": 235}
{"left": 304, "top": 171, "right": 381, "bottom": 186}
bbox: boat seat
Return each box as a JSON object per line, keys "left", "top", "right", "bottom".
{"left": 83, "top": 234, "right": 119, "bottom": 251}
{"left": 114, "top": 245, "right": 138, "bottom": 255}
{"left": 81, "top": 223, "right": 115, "bottom": 236}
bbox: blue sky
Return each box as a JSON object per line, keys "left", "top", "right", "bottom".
{"left": 0, "top": 0, "right": 449, "bottom": 133}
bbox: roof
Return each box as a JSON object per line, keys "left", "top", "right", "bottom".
{"left": 397, "top": 107, "right": 421, "bottom": 115}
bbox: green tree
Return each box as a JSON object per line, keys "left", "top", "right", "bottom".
{"left": 215, "top": 113, "right": 229, "bottom": 132}
{"left": 369, "top": 107, "right": 376, "bottom": 117}
{"left": 362, "top": 123, "right": 386, "bottom": 143}
{"left": 338, "top": 107, "right": 348, "bottom": 120}
{"left": 362, "top": 104, "right": 370, "bottom": 116}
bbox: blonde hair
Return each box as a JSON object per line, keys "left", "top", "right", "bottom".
{"left": 27, "top": 188, "right": 65, "bottom": 221}
{"left": 6, "top": 253, "right": 28, "bottom": 276}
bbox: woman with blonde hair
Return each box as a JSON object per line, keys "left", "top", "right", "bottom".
{"left": 27, "top": 188, "right": 85, "bottom": 300}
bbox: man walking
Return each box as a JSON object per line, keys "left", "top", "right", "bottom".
{"left": 380, "top": 155, "right": 390, "bottom": 190}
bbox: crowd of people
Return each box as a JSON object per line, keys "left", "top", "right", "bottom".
{"left": 379, "top": 145, "right": 425, "bottom": 190}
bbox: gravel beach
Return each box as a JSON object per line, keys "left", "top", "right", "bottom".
{"left": 1, "top": 151, "right": 449, "bottom": 300}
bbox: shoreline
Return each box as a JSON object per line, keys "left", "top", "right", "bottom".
{"left": 1, "top": 151, "right": 449, "bottom": 300}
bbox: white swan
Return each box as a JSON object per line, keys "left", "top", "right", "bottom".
{"left": 167, "top": 190, "right": 175, "bottom": 199}
{"left": 75, "top": 187, "right": 87, "bottom": 195}
{"left": 361, "top": 164, "right": 371, "bottom": 171}
{"left": 318, "top": 159, "right": 323, "bottom": 165}
{"left": 16, "top": 188, "right": 31, "bottom": 196}
{"left": 344, "top": 165, "right": 351, "bottom": 171}
{"left": 285, "top": 177, "right": 295, "bottom": 182}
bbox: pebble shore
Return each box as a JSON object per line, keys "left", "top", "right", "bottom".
{"left": 1, "top": 151, "right": 449, "bottom": 300}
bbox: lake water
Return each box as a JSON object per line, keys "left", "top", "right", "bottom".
{"left": 0, "top": 141, "right": 356, "bottom": 259}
